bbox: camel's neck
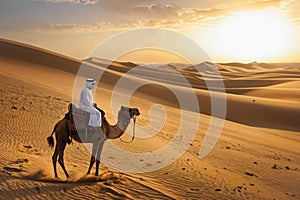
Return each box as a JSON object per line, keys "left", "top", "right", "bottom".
{"left": 105, "top": 113, "right": 131, "bottom": 139}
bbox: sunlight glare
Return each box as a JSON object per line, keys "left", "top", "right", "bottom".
{"left": 206, "top": 10, "right": 293, "bottom": 62}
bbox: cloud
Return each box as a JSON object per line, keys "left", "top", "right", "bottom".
{"left": 179, "top": 8, "right": 227, "bottom": 23}
{"left": 30, "top": 1, "right": 230, "bottom": 25}
{"left": 40, "top": 0, "right": 99, "bottom": 4}
{"left": 27, "top": 22, "right": 121, "bottom": 33}
{"left": 23, "top": 1, "right": 231, "bottom": 34}
{"left": 20, "top": 0, "right": 300, "bottom": 34}
{"left": 281, "top": 0, "right": 300, "bottom": 19}
{"left": 25, "top": 4, "right": 230, "bottom": 34}
{"left": 247, "top": 0, "right": 283, "bottom": 8}
{"left": 26, "top": 19, "right": 184, "bottom": 34}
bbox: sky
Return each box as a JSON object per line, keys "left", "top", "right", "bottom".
{"left": 1, "top": 0, "right": 300, "bottom": 63}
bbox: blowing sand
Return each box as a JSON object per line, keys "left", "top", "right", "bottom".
{"left": 0, "top": 39, "right": 299, "bottom": 199}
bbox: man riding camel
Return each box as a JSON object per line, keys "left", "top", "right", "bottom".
{"left": 79, "top": 78, "right": 102, "bottom": 130}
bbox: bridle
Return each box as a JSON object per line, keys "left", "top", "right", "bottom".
{"left": 119, "top": 114, "right": 137, "bottom": 143}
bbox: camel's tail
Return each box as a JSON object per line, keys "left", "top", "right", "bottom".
{"left": 47, "top": 123, "right": 58, "bottom": 148}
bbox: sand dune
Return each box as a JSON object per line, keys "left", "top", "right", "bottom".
{"left": 0, "top": 38, "right": 299, "bottom": 199}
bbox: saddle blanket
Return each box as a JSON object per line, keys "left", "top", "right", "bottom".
{"left": 66, "top": 104, "right": 105, "bottom": 131}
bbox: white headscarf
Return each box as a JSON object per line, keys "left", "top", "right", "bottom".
{"left": 86, "top": 78, "right": 95, "bottom": 89}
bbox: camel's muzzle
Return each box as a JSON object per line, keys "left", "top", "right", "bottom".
{"left": 130, "top": 108, "right": 140, "bottom": 118}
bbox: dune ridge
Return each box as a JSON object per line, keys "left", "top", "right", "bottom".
{"left": 1, "top": 39, "right": 300, "bottom": 131}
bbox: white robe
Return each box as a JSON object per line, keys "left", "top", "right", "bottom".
{"left": 79, "top": 87, "right": 101, "bottom": 127}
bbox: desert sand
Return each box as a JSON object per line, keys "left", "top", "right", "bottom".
{"left": 0, "top": 38, "right": 299, "bottom": 199}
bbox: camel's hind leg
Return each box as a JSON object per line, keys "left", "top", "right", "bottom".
{"left": 52, "top": 145, "right": 59, "bottom": 178}
{"left": 58, "top": 142, "right": 70, "bottom": 179}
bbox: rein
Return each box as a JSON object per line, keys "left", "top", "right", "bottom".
{"left": 119, "top": 115, "right": 136, "bottom": 143}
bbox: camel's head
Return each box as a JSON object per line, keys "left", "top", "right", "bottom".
{"left": 120, "top": 106, "right": 140, "bottom": 121}
{"left": 129, "top": 107, "right": 140, "bottom": 118}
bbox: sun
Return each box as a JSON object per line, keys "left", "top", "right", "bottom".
{"left": 206, "top": 10, "right": 293, "bottom": 62}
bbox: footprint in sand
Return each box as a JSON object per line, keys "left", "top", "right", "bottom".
{"left": 3, "top": 166, "right": 23, "bottom": 173}
{"left": 10, "top": 158, "right": 29, "bottom": 165}
{"left": 18, "top": 144, "right": 41, "bottom": 155}
{"left": 2, "top": 158, "right": 30, "bottom": 175}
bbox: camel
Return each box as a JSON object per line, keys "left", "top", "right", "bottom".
{"left": 47, "top": 104, "right": 140, "bottom": 179}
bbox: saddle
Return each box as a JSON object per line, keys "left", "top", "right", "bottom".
{"left": 66, "top": 103, "right": 105, "bottom": 131}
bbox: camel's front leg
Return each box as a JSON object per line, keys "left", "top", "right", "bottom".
{"left": 87, "top": 155, "right": 95, "bottom": 175}
{"left": 58, "top": 143, "right": 70, "bottom": 179}
{"left": 87, "top": 142, "right": 98, "bottom": 175}
{"left": 95, "top": 139, "right": 105, "bottom": 176}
